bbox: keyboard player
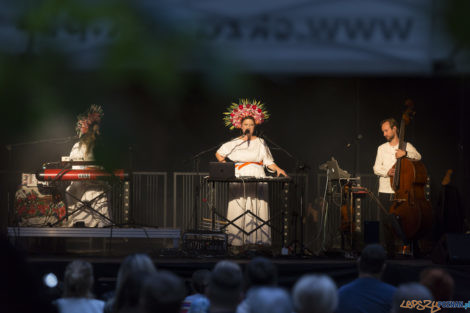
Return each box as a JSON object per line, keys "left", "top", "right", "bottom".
{"left": 64, "top": 105, "right": 111, "bottom": 227}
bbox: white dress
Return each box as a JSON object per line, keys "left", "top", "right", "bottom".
{"left": 216, "top": 137, "right": 274, "bottom": 246}
{"left": 64, "top": 142, "right": 111, "bottom": 227}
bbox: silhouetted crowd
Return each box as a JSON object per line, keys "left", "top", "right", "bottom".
{"left": 3, "top": 237, "right": 459, "bottom": 313}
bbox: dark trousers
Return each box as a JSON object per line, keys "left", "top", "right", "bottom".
{"left": 378, "top": 193, "right": 400, "bottom": 255}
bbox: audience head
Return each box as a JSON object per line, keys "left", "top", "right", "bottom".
{"left": 191, "top": 269, "right": 211, "bottom": 294}
{"left": 358, "top": 244, "right": 387, "bottom": 276}
{"left": 207, "top": 260, "right": 243, "bottom": 310}
{"left": 247, "top": 287, "right": 293, "bottom": 313}
{"left": 115, "top": 254, "right": 156, "bottom": 295}
{"left": 392, "top": 283, "right": 433, "bottom": 313}
{"left": 245, "top": 257, "right": 278, "bottom": 290}
{"left": 140, "top": 270, "right": 186, "bottom": 313}
{"left": 63, "top": 260, "right": 94, "bottom": 298}
{"left": 420, "top": 267, "right": 454, "bottom": 300}
{"left": 292, "top": 274, "right": 338, "bottom": 313}
{"left": 113, "top": 270, "right": 149, "bottom": 312}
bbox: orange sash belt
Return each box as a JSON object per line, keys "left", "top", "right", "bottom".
{"left": 235, "top": 162, "right": 263, "bottom": 170}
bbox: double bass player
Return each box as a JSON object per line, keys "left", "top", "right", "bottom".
{"left": 373, "top": 118, "right": 422, "bottom": 257}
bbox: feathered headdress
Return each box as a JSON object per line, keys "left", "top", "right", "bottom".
{"left": 223, "top": 99, "right": 269, "bottom": 129}
{"left": 75, "top": 104, "right": 104, "bottom": 137}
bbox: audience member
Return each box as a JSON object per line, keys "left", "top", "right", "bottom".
{"left": 207, "top": 261, "right": 243, "bottom": 313}
{"left": 391, "top": 283, "right": 433, "bottom": 313}
{"left": 246, "top": 287, "right": 292, "bottom": 313}
{"left": 292, "top": 274, "right": 337, "bottom": 313}
{"left": 140, "top": 270, "right": 186, "bottom": 313}
{"left": 420, "top": 267, "right": 454, "bottom": 301}
{"left": 336, "top": 244, "right": 396, "bottom": 313}
{"left": 104, "top": 253, "right": 157, "bottom": 313}
{"left": 112, "top": 270, "right": 149, "bottom": 313}
{"left": 54, "top": 260, "right": 105, "bottom": 313}
{"left": 180, "top": 269, "right": 211, "bottom": 313}
{"left": 236, "top": 257, "right": 278, "bottom": 313}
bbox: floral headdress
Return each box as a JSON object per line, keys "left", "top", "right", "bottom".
{"left": 223, "top": 99, "right": 269, "bottom": 129}
{"left": 75, "top": 104, "right": 104, "bottom": 137}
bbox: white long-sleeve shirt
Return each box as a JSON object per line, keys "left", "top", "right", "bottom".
{"left": 373, "top": 142, "right": 421, "bottom": 194}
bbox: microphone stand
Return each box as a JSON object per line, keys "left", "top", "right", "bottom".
{"left": 258, "top": 132, "right": 294, "bottom": 160}
{"left": 258, "top": 132, "right": 312, "bottom": 256}
{"left": 6, "top": 135, "right": 77, "bottom": 169}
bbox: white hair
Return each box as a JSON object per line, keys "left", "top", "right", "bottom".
{"left": 247, "top": 287, "right": 293, "bottom": 313}
{"left": 392, "top": 283, "right": 433, "bottom": 313}
{"left": 292, "top": 274, "right": 338, "bottom": 313}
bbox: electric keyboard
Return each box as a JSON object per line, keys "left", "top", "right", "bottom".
{"left": 36, "top": 169, "right": 129, "bottom": 181}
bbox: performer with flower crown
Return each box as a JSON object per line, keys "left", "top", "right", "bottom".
{"left": 65, "top": 104, "right": 111, "bottom": 227}
{"left": 215, "top": 99, "right": 287, "bottom": 247}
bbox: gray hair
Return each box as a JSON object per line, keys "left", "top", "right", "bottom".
{"left": 292, "top": 274, "right": 338, "bottom": 313}
{"left": 392, "top": 283, "right": 433, "bottom": 313}
{"left": 247, "top": 287, "right": 293, "bottom": 313}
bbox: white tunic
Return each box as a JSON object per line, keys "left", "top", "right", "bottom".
{"left": 217, "top": 137, "right": 275, "bottom": 246}
{"left": 217, "top": 137, "right": 274, "bottom": 177}
{"left": 373, "top": 142, "right": 421, "bottom": 194}
{"left": 65, "top": 142, "right": 111, "bottom": 227}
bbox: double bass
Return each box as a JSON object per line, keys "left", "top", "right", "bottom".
{"left": 389, "top": 100, "right": 433, "bottom": 241}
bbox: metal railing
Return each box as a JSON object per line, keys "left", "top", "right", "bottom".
{"left": 130, "top": 172, "right": 168, "bottom": 227}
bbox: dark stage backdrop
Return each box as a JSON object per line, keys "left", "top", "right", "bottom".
{"left": 1, "top": 76, "right": 469, "bottom": 224}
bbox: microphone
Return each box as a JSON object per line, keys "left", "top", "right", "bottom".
{"left": 244, "top": 129, "right": 251, "bottom": 146}
{"left": 346, "top": 134, "right": 363, "bottom": 148}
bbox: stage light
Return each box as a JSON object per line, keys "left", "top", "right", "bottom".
{"left": 43, "top": 273, "right": 58, "bottom": 288}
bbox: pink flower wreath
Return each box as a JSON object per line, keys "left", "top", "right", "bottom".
{"left": 223, "top": 99, "right": 269, "bottom": 129}
{"left": 75, "top": 104, "right": 104, "bottom": 137}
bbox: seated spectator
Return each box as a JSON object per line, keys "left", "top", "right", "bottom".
{"left": 336, "top": 244, "right": 396, "bottom": 313}
{"left": 140, "top": 270, "right": 186, "bottom": 313}
{"left": 104, "top": 253, "right": 157, "bottom": 313}
{"left": 292, "top": 274, "right": 337, "bottom": 313}
{"left": 207, "top": 261, "right": 243, "bottom": 313}
{"left": 237, "top": 257, "right": 278, "bottom": 313}
{"left": 246, "top": 287, "right": 292, "bottom": 313}
{"left": 391, "top": 283, "right": 433, "bottom": 313}
{"left": 113, "top": 270, "right": 149, "bottom": 313}
{"left": 420, "top": 267, "right": 454, "bottom": 301}
{"left": 180, "top": 269, "right": 211, "bottom": 313}
{"left": 54, "top": 260, "right": 105, "bottom": 313}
